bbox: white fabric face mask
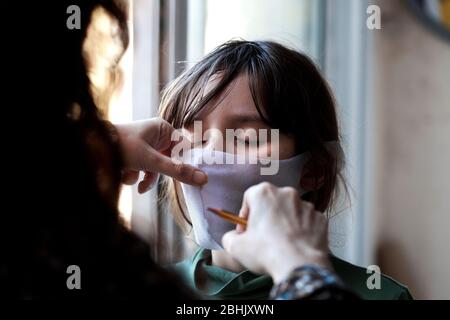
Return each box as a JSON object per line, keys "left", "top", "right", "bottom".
{"left": 180, "top": 148, "right": 310, "bottom": 250}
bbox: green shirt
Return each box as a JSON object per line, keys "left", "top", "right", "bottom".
{"left": 170, "top": 249, "right": 413, "bottom": 300}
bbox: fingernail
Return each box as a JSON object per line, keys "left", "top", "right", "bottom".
{"left": 193, "top": 170, "right": 208, "bottom": 185}
{"left": 139, "top": 182, "right": 152, "bottom": 194}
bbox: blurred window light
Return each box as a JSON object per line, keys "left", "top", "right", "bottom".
{"left": 187, "top": 0, "right": 325, "bottom": 64}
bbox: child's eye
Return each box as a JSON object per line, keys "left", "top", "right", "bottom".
{"left": 192, "top": 140, "right": 207, "bottom": 148}
{"left": 236, "top": 138, "right": 258, "bottom": 147}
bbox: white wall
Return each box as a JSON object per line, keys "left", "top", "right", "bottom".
{"left": 372, "top": 0, "right": 450, "bottom": 299}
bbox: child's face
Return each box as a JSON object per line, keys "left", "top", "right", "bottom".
{"left": 182, "top": 73, "right": 297, "bottom": 160}
{"left": 176, "top": 74, "right": 322, "bottom": 239}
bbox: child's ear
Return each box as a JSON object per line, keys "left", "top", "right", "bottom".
{"left": 299, "top": 160, "right": 325, "bottom": 191}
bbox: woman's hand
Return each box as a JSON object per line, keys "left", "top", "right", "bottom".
{"left": 222, "top": 182, "right": 332, "bottom": 284}
{"left": 115, "top": 118, "right": 208, "bottom": 193}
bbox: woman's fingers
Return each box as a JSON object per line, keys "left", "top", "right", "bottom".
{"left": 236, "top": 194, "right": 250, "bottom": 232}
{"left": 117, "top": 119, "right": 207, "bottom": 187}
{"left": 226, "top": 183, "right": 332, "bottom": 277}
{"left": 146, "top": 146, "right": 208, "bottom": 186}
{"left": 122, "top": 170, "right": 140, "bottom": 185}
{"left": 300, "top": 200, "right": 315, "bottom": 228}
{"left": 222, "top": 230, "right": 246, "bottom": 258}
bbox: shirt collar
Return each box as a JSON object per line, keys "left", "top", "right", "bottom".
{"left": 187, "top": 248, "right": 273, "bottom": 299}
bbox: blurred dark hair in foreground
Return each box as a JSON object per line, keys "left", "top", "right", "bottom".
{"left": 2, "top": 0, "right": 192, "bottom": 298}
